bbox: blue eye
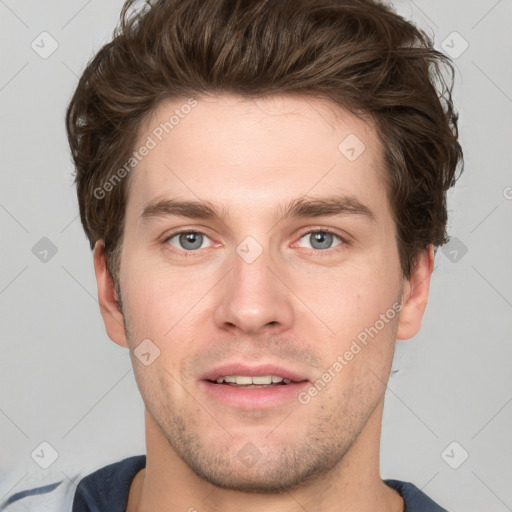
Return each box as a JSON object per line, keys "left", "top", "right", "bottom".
{"left": 298, "top": 230, "right": 343, "bottom": 250}
{"left": 162, "top": 228, "right": 346, "bottom": 257}
{"left": 166, "top": 231, "right": 212, "bottom": 251}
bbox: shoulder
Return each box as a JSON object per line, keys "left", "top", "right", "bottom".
{"left": 385, "top": 479, "right": 450, "bottom": 512}
{"left": 72, "top": 454, "right": 146, "bottom": 510}
{"left": 0, "top": 479, "right": 76, "bottom": 511}
{"left": 0, "top": 455, "right": 146, "bottom": 512}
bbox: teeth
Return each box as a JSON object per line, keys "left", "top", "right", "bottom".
{"left": 214, "top": 375, "right": 292, "bottom": 385}
{"left": 235, "top": 376, "right": 253, "bottom": 385}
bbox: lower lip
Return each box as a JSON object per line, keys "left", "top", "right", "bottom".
{"left": 199, "top": 380, "right": 310, "bottom": 410}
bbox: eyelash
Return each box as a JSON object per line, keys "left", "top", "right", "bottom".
{"left": 162, "top": 229, "right": 214, "bottom": 258}
{"left": 294, "top": 228, "right": 348, "bottom": 256}
{"left": 162, "top": 227, "right": 349, "bottom": 258}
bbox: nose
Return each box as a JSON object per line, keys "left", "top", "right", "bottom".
{"left": 213, "top": 242, "right": 294, "bottom": 336}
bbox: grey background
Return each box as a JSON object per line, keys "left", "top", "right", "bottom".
{"left": 0, "top": 0, "right": 511, "bottom": 510}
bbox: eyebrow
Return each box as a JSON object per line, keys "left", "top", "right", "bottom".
{"left": 140, "top": 195, "right": 376, "bottom": 224}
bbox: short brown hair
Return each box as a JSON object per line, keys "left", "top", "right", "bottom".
{"left": 66, "top": 0, "right": 463, "bottom": 283}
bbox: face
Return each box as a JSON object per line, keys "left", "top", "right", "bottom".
{"left": 96, "top": 94, "right": 428, "bottom": 493}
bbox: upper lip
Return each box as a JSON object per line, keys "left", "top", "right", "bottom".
{"left": 199, "top": 363, "right": 310, "bottom": 383}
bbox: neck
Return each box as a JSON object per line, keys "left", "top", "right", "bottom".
{"left": 127, "top": 402, "right": 403, "bottom": 512}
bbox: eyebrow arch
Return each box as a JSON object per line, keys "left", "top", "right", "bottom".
{"left": 279, "top": 195, "right": 376, "bottom": 223}
{"left": 140, "top": 195, "right": 376, "bottom": 223}
{"left": 141, "top": 198, "right": 223, "bottom": 221}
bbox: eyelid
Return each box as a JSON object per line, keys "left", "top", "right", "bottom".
{"left": 292, "top": 227, "right": 348, "bottom": 251}
{"left": 162, "top": 228, "right": 215, "bottom": 253}
{"left": 161, "top": 226, "right": 350, "bottom": 256}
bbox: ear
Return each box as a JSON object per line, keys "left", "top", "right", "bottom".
{"left": 396, "top": 245, "right": 435, "bottom": 341}
{"left": 93, "top": 240, "right": 128, "bottom": 347}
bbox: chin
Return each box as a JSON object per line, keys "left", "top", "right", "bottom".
{"left": 186, "top": 457, "right": 328, "bottom": 494}
{"left": 168, "top": 432, "right": 348, "bottom": 494}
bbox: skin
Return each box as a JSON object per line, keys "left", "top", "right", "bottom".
{"left": 93, "top": 94, "right": 434, "bottom": 512}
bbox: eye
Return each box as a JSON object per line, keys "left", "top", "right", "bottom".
{"left": 297, "top": 230, "right": 344, "bottom": 251}
{"left": 165, "top": 230, "right": 213, "bottom": 251}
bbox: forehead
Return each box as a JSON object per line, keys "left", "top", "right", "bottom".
{"left": 126, "top": 93, "right": 389, "bottom": 222}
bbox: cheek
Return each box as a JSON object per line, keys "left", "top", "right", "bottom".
{"left": 292, "top": 259, "right": 400, "bottom": 343}
{"left": 296, "top": 256, "right": 401, "bottom": 395}
{"left": 315, "top": 313, "right": 399, "bottom": 419}
{"left": 120, "top": 255, "right": 203, "bottom": 336}
{"left": 119, "top": 259, "right": 216, "bottom": 385}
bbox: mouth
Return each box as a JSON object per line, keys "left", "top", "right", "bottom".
{"left": 199, "top": 364, "right": 310, "bottom": 409}
{"left": 209, "top": 374, "right": 297, "bottom": 388}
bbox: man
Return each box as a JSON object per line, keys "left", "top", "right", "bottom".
{"left": 1, "top": 0, "right": 463, "bottom": 510}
